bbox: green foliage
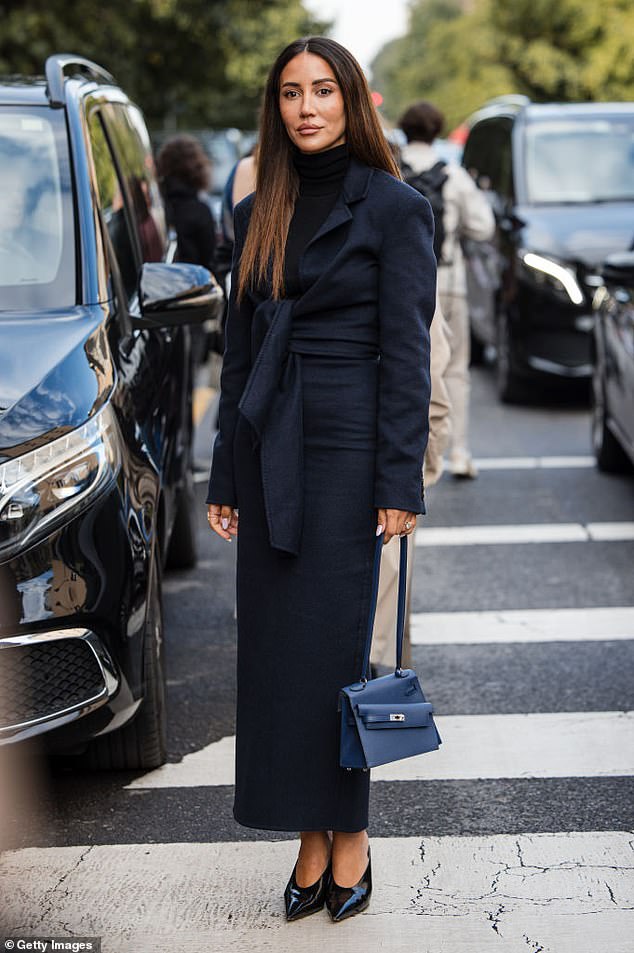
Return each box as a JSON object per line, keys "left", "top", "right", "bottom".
{"left": 0, "top": 0, "right": 330, "bottom": 129}
{"left": 372, "top": 0, "right": 634, "bottom": 131}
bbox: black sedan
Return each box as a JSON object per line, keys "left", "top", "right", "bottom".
{"left": 592, "top": 252, "right": 634, "bottom": 472}
{"left": 462, "top": 99, "right": 634, "bottom": 401}
{"left": 0, "top": 55, "right": 223, "bottom": 768}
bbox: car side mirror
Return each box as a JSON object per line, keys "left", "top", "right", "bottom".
{"left": 134, "top": 262, "right": 224, "bottom": 329}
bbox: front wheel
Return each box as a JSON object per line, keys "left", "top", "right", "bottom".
{"left": 496, "top": 311, "right": 526, "bottom": 403}
{"left": 592, "top": 372, "right": 631, "bottom": 473}
{"left": 87, "top": 550, "right": 167, "bottom": 770}
{"left": 469, "top": 329, "right": 486, "bottom": 366}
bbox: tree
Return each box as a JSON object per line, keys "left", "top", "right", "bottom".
{"left": 490, "top": 0, "right": 634, "bottom": 102}
{"left": 371, "top": 0, "right": 634, "bottom": 130}
{"left": 0, "top": 0, "right": 330, "bottom": 129}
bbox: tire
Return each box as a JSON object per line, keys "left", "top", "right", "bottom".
{"left": 496, "top": 311, "right": 527, "bottom": 403}
{"left": 165, "top": 470, "right": 198, "bottom": 570}
{"left": 592, "top": 372, "right": 631, "bottom": 473}
{"left": 469, "top": 329, "right": 486, "bottom": 366}
{"left": 87, "top": 551, "right": 167, "bottom": 770}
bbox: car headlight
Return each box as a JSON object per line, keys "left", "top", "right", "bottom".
{"left": 0, "top": 402, "right": 122, "bottom": 559}
{"left": 520, "top": 251, "right": 584, "bottom": 306}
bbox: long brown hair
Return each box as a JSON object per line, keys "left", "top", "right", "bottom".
{"left": 236, "top": 36, "right": 400, "bottom": 301}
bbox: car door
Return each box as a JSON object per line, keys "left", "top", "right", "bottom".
{"left": 100, "top": 103, "right": 192, "bottom": 498}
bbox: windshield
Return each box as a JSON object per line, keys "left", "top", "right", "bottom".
{"left": 0, "top": 106, "right": 75, "bottom": 311}
{"left": 524, "top": 114, "right": 634, "bottom": 204}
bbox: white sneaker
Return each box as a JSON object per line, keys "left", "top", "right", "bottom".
{"left": 450, "top": 455, "right": 478, "bottom": 479}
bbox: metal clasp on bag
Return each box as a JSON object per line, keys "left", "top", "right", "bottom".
{"left": 390, "top": 713, "right": 405, "bottom": 721}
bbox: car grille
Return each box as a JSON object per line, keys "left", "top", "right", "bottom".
{"left": 0, "top": 638, "right": 106, "bottom": 729}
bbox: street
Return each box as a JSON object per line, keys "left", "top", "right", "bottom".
{"left": 1, "top": 364, "right": 633, "bottom": 952}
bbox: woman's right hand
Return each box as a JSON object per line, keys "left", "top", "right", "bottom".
{"left": 207, "top": 503, "right": 239, "bottom": 541}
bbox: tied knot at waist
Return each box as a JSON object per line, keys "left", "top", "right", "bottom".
{"left": 237, "top": 298, "right": 378, "bottom": 556}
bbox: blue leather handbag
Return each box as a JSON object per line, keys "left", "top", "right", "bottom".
{"left": 338, "top": 532, "right": 442, "bottom": 770}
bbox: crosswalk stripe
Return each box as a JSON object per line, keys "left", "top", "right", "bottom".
{"left": 370, "top": 711, "right": 634, "bottom": 782}
{"left": 587, "top": 522, "right": 634, "bottom": 541}
{"left": 194, "top": 455, "right": 600, "bottom": 482}
{"left": 470, "top": 454, "right": 595, "bottom": 469}
{"left": 410, "top": 606, "right": 634, "bottom": 644}
{"left": 124, "top": 710, "right": 634, "bottom": 789}
{"left": 415, "top": 522, "right": 634, "bottom": 546}
{"left": 177, "top": 517, "right": 634, "bottom": 542}
{"left": 2, "top": 833, "right": 631, "bottom": 952}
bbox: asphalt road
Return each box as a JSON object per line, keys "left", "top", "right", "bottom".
{"left": 2, "top": 363, "right": 633, "bottom": 952}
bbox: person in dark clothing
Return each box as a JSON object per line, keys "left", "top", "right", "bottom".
{"left": 156, "top": 134, "right": 217, "bottom": 272}
{"left": 157, "top": 134, "right": 220, "bottom": 361}
{"left": 206, "top": 37, "right": 435, "bottom": 924}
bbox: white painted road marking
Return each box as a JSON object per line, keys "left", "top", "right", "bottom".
{"left": 587, "top": 522, "right": 634, "bottom": 541}
{"left": 125, "top": 710, "right": 634, "bottom": 789}
{"left": 470, "top": 454, "right": 595, "bottom": 469}
{"left": 195, "top": 454, "right": 599, "bottom": 482}
{"left": 410, "top": 606, "right": 634, "bottom": 645}
{"left": 415, "top": 522, "right": 634, "bottom": 546}
{"left": 2, "top": 833, "right": 632, "bottom": 953}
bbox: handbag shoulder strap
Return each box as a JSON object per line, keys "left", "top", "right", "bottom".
{"left": 359, "top": 533, "right": 408, "bottom": 681}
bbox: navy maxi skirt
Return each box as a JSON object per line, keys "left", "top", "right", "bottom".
{"left": 232, "top": 352, "right": 379, "bottom": 832}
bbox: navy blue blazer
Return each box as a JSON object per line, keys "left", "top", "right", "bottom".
{"left": 206, "top": 155, "right": 437, "bottom": 552}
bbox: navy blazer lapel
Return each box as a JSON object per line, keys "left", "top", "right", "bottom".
{"left": 247, "top": 157, "right": 375, "bottom": 303}
{"left": 301, "top": 157, "right": 374, "bottom": 254}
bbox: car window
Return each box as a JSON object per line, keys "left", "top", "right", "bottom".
{"left": 87, "top": 110, "right": 138, "bottom": 302}
{"left": 463, "top": 118, "right": 514, "bottom": 200}
{"left": 0, "top": 106, "right": 75, "bottom": 311}
{"left": 104, "top": 104, "right": 166, "bottom": 262}
{"left": 524, "top": 115, "right": 634, "bottom": 204}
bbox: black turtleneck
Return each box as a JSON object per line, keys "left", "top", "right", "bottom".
{"left": 284, "top": 142, "right": 349, "bottom": 296}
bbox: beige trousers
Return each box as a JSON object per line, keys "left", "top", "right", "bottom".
{"left": 439, "top": 291, "right": 471, "bottom": 461}
{"left": 369, "top": 532, "right": 415, "bottom": 669}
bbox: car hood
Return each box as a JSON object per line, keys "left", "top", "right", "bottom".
{"left": 516, "top": 202, "right": 634, "bottom": 270}
{"left": 0, "top": 306, "right": 114, "bottom": 460}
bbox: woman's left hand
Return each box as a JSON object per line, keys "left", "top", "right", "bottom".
{"left": 376, "top": 508, "right": 416, "bottom": 543}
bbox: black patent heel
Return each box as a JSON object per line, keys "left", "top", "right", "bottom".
{"left": 326, "top": 845, "right": 372, "bottom": 922}
{"left": 284, "top": 857, "right": 332, "bottom": 921}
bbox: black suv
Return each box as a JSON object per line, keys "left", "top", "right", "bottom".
{"left": 0, "top": 56, "right": 222, "bottom": 767}
{"left": 462, "top": 98, "right": 634, "bottom": 401}
{"left": 592, "top": 252, "right": 634, "bottom": 472}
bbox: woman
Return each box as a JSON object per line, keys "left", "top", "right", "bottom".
{"left": 206, "top": 36, "right": 436, "bottom": 923}
{"left": 399, "top": 100, "right": 495, "bottom": 478}
{"left": 156, "top": 133, "right": 217, "bottom": 275}
{"left": 157, "top": 134, "right": 221, "bottom": 361}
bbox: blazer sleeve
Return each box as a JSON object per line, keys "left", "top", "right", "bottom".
{"left": 374, "top": 187, "right": 437, "bottom": 514}
{"left": 205, "top": 201, "right": 253, "bottom": 506}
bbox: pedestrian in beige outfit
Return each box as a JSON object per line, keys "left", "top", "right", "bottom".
{"left": 399, "top": 100, "right": 494, "bottom": 479}
{"left": 371, "top": 298, "right": 452, "bottom": 670}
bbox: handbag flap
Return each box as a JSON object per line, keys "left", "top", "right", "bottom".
{"left": 356, "top": 701, "right": 433, "bottom": 729}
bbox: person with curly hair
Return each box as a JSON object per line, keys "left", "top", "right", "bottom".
{"left": 156, "top": 133, "right": 217, "bottom": 275}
